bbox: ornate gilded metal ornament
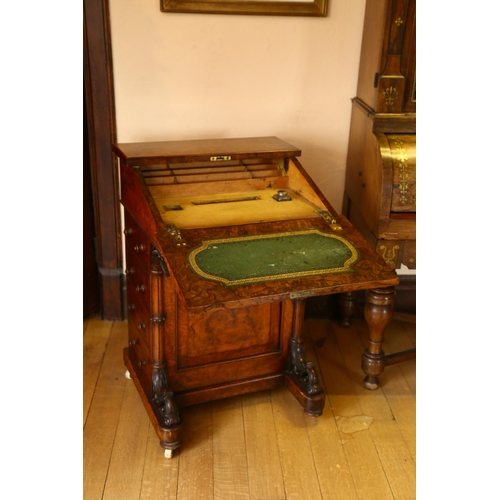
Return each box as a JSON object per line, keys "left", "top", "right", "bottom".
{"left": 166, "top": 224, "right": 187, "bottom": 247}
{"left": 395, "top": 17, "right": 404, "bottom": 26}
{"left": 315, "top": 210, "right": 342, "bottom": 230}
{"left": 384, "top": 86, "right": 399, "bottom": 107}
{"left": 393, "top": 139, "right": 415, "bottom": 205}
{"left": 210, "top": 155, "right": 231, "bottom": 161}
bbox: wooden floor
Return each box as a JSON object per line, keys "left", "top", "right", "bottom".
{"left": 83, "top": 316, "right": 416, "bottom": 500}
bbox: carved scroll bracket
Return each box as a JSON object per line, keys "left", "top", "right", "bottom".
{"left": 285, "top": 298, "right": 325, "bottom": 416}
{"left": 152, "top": 247, "right": 169, "bottom": 275}
{"left": 151, "top": 369, "right": 182, "bottom": 428}
{"left": 288, "top": 339, "right": 322, "bottom": 396}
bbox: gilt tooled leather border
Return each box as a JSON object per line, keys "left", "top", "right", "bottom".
{"left": 187, "top": 229, "right": 359, "bottom": 286}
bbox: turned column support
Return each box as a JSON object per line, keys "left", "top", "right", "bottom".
{"left": 362, "top": 287, "right": 395, "bottom": 390}
{"left": 150, "top": 248, "right": 182, "bottom": 452}
{"left": 338, "top": 291, "right": 357, "bottom": 327}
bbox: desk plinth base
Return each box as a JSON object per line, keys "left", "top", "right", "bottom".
{"left": 124, "top": 348, "right": 326, "bottom": 457}
{"left": 285, "top": 373, "right": 325, "bottom": 417}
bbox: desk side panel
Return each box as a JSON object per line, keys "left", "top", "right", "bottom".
{"left": 120, "top": 161, "right": 164, "bottom": 239}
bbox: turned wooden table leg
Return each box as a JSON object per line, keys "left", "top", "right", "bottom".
{"left": 338, "top": 291, "right": 356, "bottom": 327}
{"left": 362, "top": 287, "right": 395, "bottom": 390}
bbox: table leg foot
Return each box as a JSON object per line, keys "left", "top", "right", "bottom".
{"left": 362, "top": 287, "right": 395, "bottom": 389}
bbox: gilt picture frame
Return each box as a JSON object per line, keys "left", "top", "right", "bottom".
{"left": 160, "top": 0, "right": 328, "bottom": 17}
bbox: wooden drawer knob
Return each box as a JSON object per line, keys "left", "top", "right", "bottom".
{"left": 134, "top": 243, "right": 145, "bottom": 252}
{"left": 136, "top": 284, "right": 145, "bottom": 293}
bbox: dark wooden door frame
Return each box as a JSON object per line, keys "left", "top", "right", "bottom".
{"left": 84, "top": 0, "right": 124, "bottom": 320}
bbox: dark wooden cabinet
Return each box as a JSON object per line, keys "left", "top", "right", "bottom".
{"left": 343, "top": 0, "right": 416, "bottom": 270}
{"left": 114, "top": 136, "right": 398, "bottom": 457}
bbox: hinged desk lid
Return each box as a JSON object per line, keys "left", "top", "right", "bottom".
{"left": 114, "top": 136, "right": 301, "bottom": 166}
{"left": 115, "top": 136, "right": 398, "bottom": 311}
{"left": 155, "top": 216, "right": 398, "bottom": 310}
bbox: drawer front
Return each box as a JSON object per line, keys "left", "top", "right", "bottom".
{"left": 127, "top": 288, "right": 151, "bottom": 352}
{"left": 124, "top": 212, "right": 150, "bottom": 272}
{"left": 127, "top": 331, "right": 152, "bottom": 394}
{"left": 126, "top": 249, "right": 151, "bottom": 312}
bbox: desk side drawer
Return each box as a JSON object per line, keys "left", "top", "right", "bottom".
{"left": 127, "top": 289, "right": 152, "bottom": 353}
{"left": 124, "top": 212, "right": 150, "bottom": 272}
{"left": 127, "top": 333, "right": 152, "bottom": 395}
{"left": 125, "top": 249, "right": 151, "bottom": 312}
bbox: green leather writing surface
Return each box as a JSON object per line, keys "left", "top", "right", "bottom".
{"left": 188, "top": 229, "right": 359, "bottom": 286}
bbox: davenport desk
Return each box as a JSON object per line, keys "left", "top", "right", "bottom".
{"left": 113, "top": 137, "right": 399, "bottom": 457}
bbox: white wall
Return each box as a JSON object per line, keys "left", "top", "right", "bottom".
{"left": 108, "top": 0, "right": 366, "bottom": 212}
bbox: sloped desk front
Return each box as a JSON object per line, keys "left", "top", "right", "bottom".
{"left": 114, "top": 137, "right": 399, "bottom": 457}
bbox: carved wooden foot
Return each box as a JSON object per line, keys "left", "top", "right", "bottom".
{"left": 124, "top": 349, "right": 183, "bottom": 456}
{"left": 338, "top": 291, "right": 356, "bottom": 327}
{"left": 285, "top": 299, "right": 325, "bottom": 416}
{"left": 362, "top": 287, "right": 395, "bottom": 390}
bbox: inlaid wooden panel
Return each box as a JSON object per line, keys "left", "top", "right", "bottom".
{"left": 402, "top": 240, "right": 416, "bottom": 269}
{"left": 177, "top": 302, "right": 283, "bottom": 368}
{"left": 165, "top": 297, "right": 294, "bottom": 396}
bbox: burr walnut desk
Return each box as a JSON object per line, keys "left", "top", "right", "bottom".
{"left": 113, "top": 137, "right": 399, "bottom": 457}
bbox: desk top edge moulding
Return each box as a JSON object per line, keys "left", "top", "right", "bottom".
{"left": 114, "top": 136, "right": 398, "bottom": 457}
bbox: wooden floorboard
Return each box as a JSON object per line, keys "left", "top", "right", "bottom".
{"left": 139, "top": 424, "right": 180, "bottom": 500}
{"left": 213, "top": 396, "right": 250, "bottom": 500}
{"left": 83, "top": 321, "right": 129, "bottom": 500}
{"left": 176, "top": 403, "right": 214, "bottom": 500}
{"left": 83, "top": 317, "right": 416, "bottom": 499}
{"left": 83, "top": 317, "right": 113, "bottom": 424}
{"left": 271, "top": 386, "right": 323, "bottom": 500}
{"left": 242, "top": 391, "right": 286, "bottom": 500}
{"left": 102, "top": 380, "right": 150, "bottom": 500}
{"left": 303, "top": 329, "right": 359, "bottom": 500}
